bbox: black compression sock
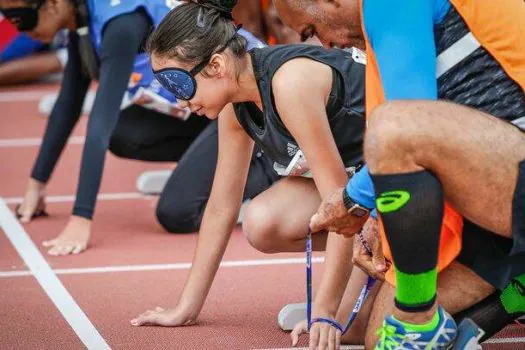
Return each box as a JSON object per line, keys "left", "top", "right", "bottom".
{"left": 372, "top": 170, "right": 443, "bottom": 312}
{"left": 454, "top": 291, "right": 523, "bottom": 342}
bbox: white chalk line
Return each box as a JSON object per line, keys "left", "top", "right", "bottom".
{"left": 0, "top": 136, "right": 85, "bottom": 147}
{"left": 0, "top": 198, "right": 110, "bottom": 349}
{"left": 3, "top": 192, "right": 147, "bottom": 205}
{"left": 0, "top": 257, "right": 326, "bottom": 278}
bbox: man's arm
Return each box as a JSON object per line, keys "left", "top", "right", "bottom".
{"left": 346, "top": 0, "right": 442, "bottom": 208}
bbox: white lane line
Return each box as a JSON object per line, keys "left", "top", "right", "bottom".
{"left": 253, "top": 338, "right": 525, "bottom": 350}
{"left": 0, "top": 270, "right": 32, "bottom": 277}
{"left": 253, "top": 336, "right": 525, "bottom": 349}
{"left": 0, "top": 136, "right": 85, "bottom": 147}
{"left": 4, "top": 192, "right": 146, "bottom": 205}
{"left": 0, "top": 90, "right": 53, "bottom": 102}
{"left": 0, "top": 257, "right": 326, "bottom": 278}
{"left": 0, "top": 198, "right": 110, "bottom": 349}
{"left": 254, "top": 347, "right": 363, "bottom": 350}
{"left": 484, "top": 336, "right": 525, "bottom": 344}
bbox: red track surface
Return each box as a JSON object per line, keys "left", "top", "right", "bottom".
{"left": 1, "top": 83, "right": 524, "bottom": 349}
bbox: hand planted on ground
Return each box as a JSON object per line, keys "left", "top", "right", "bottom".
{"left": 17, "top": 179, "right": 47, "bottom": 223}
{"left": 291, "top": 319, "right": 308, "bottom": 347}
{"left": 43, "top": 215, "right": 91, "bottom": 256}
{"left": 308, "top": 316, "right": 342, "bottom": 350}
{"left": 131, "top": 305, "right": 197, "bottom": 327}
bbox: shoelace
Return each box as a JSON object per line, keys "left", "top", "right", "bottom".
{"left": 376, "top": 324, "right": 405, "bottom": 350}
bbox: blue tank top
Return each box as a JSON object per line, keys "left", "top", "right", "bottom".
{"left": 87, "top": 0, "right": 175, "bottom": 101}
{"left": 87, "top": 0, "right": 265, "bottom": 104}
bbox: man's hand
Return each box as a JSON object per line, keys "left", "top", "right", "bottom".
{"left": 43, "top": 215, "right": 91, "bottom": 255}
{"left": 310, "top": 187, "right": 368, "bottom": 237}
{"left": 352, "top": 217, "right": 388, "bottom": 280}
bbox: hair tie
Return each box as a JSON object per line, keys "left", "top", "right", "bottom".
{"left": 198, "top": 1, "right": 234, "bottom": 20}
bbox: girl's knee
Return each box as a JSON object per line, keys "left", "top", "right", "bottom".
{"left": 242, "top": 201, "right": 280, "bottom": 253}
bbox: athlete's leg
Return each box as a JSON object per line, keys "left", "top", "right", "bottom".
{"left": 109, "top": 105, "right": 209, "bottom": 162}
{"left": 365, "top": 261, "right": 494, "bottom": 349}
{"left": 367, "top": 100, "right": 525, "bottom": 238}
{"left": 243, "top": 177, "right": 328, "bottom": 253}
{"left": 366, "top": 100, "right": 525, "bottom": 327}
{"left": 157, "top": 120, "right": 278, "bottom": 233}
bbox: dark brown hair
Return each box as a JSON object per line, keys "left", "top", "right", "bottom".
{"left": 147, "top": 1, "right": 247, "bottom": 75}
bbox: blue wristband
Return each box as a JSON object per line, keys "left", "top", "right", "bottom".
{"left": 346, "top": 165, "right": 376, "bottom": 210}
{"left": 310, "top": 318, "right": 344, "bottom": 333}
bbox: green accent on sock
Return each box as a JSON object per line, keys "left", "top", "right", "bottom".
{"left": 393, "top": 311, "right": 440, "bottom": 333}
{"left": 395, "top": 266, "right": 437, "bottom": 307}
{"left": 376, "top": 190, "right": 411, "bottom": 213}
{"left": 500, "top": 273, "right": 525, "bottom": 314}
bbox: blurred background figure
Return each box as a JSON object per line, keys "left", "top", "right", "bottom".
{"left": 0, "top": 14, "right": 68, "bottom": 85}
{"left": 232, "top": 0, "right": 319, "bottom": 45}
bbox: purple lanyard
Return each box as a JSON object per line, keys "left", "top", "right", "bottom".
{"left": 306, "top": 228, "right": 376, "bottom": 334}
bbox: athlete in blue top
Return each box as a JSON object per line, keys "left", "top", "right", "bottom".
{"left": 1, "top": 0, "right": 277, "bottom": 258}
{"left": 0, "top": 31, "right": 68, "bottom": 84}
{"left": 0, "top": 0, "right": 182, "bottom": 256}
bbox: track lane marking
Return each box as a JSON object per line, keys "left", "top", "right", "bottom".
{"left": 253, "top": 335, "right": 525, "bottom": 349}
{"left": 0, "top": 136, "right": 85, "bottom": 147}
{"left": 0, "top": 198, "right": 110, "bottom": 349}
{"left": 0, "top": 257, "right": 326, "bottom": 277}
{"left": 3, "top": 192, "right": 147, "bottom": 204}
{"left": 0, "top": 90, "right": 53, "bottom": 102}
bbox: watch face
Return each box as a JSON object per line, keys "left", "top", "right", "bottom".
{"left": 351, "top": 207, "right": 369, "bottom": 218}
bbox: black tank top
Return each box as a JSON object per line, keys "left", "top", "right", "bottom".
{"left": 234, "top": 44, "right": 366, "bottom": 175}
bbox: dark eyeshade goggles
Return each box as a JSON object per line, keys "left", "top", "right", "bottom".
{"left": 2, "top": 1, "right": 44, "bottom": 31}
{"left": 153, "top": 25, "right": 241, "bottom": 101}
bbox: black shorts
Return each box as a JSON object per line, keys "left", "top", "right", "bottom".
{"left": 456, "top": 126, "right": 525, "bottom": 290}
{"left": 458, "top": 213, "right": 525, "bottom": 290}
{"left": 510, "top": 159, "right": 525, "bottom": 256}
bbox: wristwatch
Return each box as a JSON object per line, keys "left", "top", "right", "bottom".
{"left": 342, "top": 189, "right": 370, "bottom": 218}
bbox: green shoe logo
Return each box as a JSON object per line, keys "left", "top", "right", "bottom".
{"left": 376, "top": 191, "right": 411, "bottom": 213}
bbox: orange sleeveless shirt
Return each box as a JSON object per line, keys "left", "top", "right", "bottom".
{"left": 360, "top": 0, "right": 525, "bottom": 285}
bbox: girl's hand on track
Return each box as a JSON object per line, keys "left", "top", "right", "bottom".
{"left": 131, "top": 305, "right": 197, "bottom": 327}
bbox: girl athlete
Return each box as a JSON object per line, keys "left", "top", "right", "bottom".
{"left": 130, "top": 0, "right": 368, "bottom": 329}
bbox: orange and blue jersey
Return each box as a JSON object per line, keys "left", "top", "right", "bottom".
{"left": 347, "top": 0, "right": 525, "bottom": 285}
